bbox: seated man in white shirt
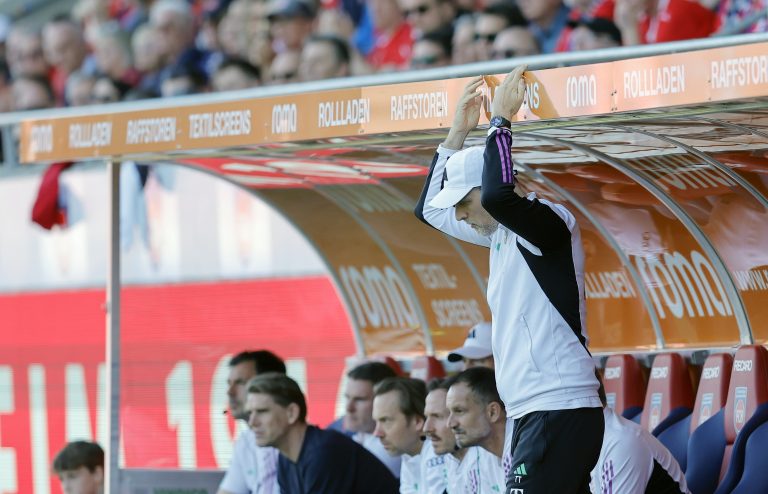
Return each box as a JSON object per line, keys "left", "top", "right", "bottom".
{"left": 591, "top": 376, "right": 690, "bottom": 494}
{"left": 217, "top": 350, "right": 286, "bottom": 494}
{"left": 343, "top": 362, "right": 402, "bottom": 476}
{"left": 446, "top": 367, "right": 512, "bottom": 492}
{"left": 373, "top": 377, "right": 445, "bottom": 493}
{"left": 425, "top": 378, "right": 484, "bottom": 494}
{"left": 447, "top": 322, "right": 495, "bottom": 371}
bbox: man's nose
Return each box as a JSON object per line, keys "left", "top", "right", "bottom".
{"left": 455, "top": 207, "right": 467, "bottom": 222}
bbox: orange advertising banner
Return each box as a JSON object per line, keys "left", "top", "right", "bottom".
{"left": 19, "top": 42, "right": 768, "bottom": 164}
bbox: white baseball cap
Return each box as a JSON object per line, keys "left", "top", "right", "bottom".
{"left": 447, "top": 322, "right": 492, "bottom": 362}
{"left": 428, "top": 146, "right": 485, "bottom": 209}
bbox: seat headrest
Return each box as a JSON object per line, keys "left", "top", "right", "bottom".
{"left": 691, "top": 353, "right": 733, "bottom": 433}
{"left": 641, "top": 353, "right": 694, "bottom": 433}
{"left": 410, "top": 356, "right": 445, "bottom": 382}
{"left": 724, "top": 346, "right": 768, "bottom": 441}
{"left": 603, "top": 354, "right": 646, "bottom": 416}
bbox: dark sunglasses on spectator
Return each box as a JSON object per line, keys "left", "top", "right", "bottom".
{"left": 474, "top": 32, "right": 497, "bottom": 43}
{"left": 492, "top": 49, "right": 518, "bottom": 59}
{"left": 412, "top": 55, "right": 441, "bottom": 66}
{"left": 403, "top": 4, "right": 431, "bottom": 17}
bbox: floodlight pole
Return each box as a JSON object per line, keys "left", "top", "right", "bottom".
{"left": 105, "top": 160, "right": 121, "bottom": 493}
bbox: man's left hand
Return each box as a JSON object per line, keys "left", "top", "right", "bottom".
{"left": 491, "top": 65, "right": 527, "bottom": 121}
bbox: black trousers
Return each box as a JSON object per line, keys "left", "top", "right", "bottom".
{"left": 506, "top": 407, "right": 604, "bottom": 494}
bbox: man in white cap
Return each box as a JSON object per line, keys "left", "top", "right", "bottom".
{"left": 414, "top": 66, "right": 603, "bottom": 493}
{"left": 447, "top": 322, "right": 494, "bottom": 370}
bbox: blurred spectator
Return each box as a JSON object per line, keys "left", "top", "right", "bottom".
{"left": 367, "top": 0, "right": 413, "bottom": 69}
{"left": 151, "top": 0, "right": 213, "bottom": 84}
{"left": 517, "top": 0, "right": 571, "bottom": 53}
{"left": 267, "top": 0, "right": 318, "bottom": 54}
{"left": 247, "top": 373, "right": 399, "bottom": 494}
{"left": 43, "top": 16, "right": 94, "bottom": 104}
{"left": 12, "top": 76, "right": 55, "bottom": 111}
{"left": 614, "top": 0, "right": 717, "bottom": 45}
{"left": 161, "top": 62, "right": 208, "bottom": 97}
{"left": 212, "top": 58, "right": 261, "bottom": 91}
{"left": 341, "top": 362, "right": 401, "bottom": 477}
{"left": 219, "top": 0, "right": 251, "bottom": 57}
{"left": 0, "top": 60, "right": 12, "bottom": 112}
{"left": 52, "top": 440, "right": 104, "bottom": 494}
{"left": 300, "top": 34, "right": 351, "bottom": 81}
{"left": 717, "top": 0, "right": 768, "bottom": 34}
{"left": 92, "top": 76, "right": 131, "bottom": 103}
{"left": 491, "top": 26, "right": 540, "bottom": 59}
{"left": 115, "top": 0, "right": 152, "bottom": 33}
{"left": 6, "top": 26, "right": 49, "bottom": 79}
{"left": 447, "top": 322, "right": 495, "bottom": 370}
{"left": 131, "top": 24, "right": 164, "bottom": 97}
{"left": 93, "top": 22, "right": 141, "bottom": 86}
{"left": 409, "top": 27, "right": 452, "bottom": 69}
{"left": 568, "top": 16, "right": 622, "bottom": 50}
{"left": 452, "top": 14, "right": 476, "bottom": 65}
{"left": 398, "top": 0, "right": 456, "bottom": 38}
{"left": 65, "top": 70, "right": 97, "bottom": 106}
{"left": 474, "top": 3, "right": 526, "bottom": 61}
{"left": 267, "top": 50, "right": 300, "bottom": 85}
{"left": 0, "top": 14, "right": 10, "bottom": 60}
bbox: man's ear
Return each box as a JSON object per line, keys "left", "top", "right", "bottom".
{"left": 410, "top": 414, "right": 426, "bottom": 432}
{"left": 286, "top": 402, "right": 301, "bottom": 424}
{"left": 94, "top": 465, "right": 104, "bottom": 483}
{"left": 487, "top": 401, "right": 504, "bottom": 423}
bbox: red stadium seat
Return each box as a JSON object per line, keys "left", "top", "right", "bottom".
{"left": 657, "top": 353, "right": 733, "bottom": 471}
{"left": 686, "top": 346, "right": 768, "bottom": 494}
{"left": 641, "top": 353, "right": 695, "bottom": 436}
{"left": 410, "top": 356, "right": 445, "bottom": 383}
{"left": 603, "top": 354, "right": 646, "bottom": 420}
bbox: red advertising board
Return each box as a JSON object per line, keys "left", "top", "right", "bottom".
{"left": 0, "top": 277, "right": 355, "bottom": 494}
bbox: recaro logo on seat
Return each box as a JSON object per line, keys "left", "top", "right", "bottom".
{"left": 734, "top": 360, "right": 753, "bottom": 372}
{"left": 702, "top": 367, "right": 720, "bottom": 380}
{"left": 651, "top": 367, "right": 668, "bottom": 379}
{"left": 604, "top": 367, "right": 621, "bottom": 379}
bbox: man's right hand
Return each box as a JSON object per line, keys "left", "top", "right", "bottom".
{"left": 444, "top": 76, "right": 484, "bottom": 150}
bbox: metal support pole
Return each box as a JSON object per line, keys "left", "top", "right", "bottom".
{"left": 105, "top": 160, "right": 121, "bottom": 493}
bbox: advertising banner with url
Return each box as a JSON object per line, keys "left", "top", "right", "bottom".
{"left": 19, "top": 42, "right": 768, "bottom": 164}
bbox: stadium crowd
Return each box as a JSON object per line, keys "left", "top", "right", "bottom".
{"left": 1, "top": 0, "right": 766, "bottom": 112}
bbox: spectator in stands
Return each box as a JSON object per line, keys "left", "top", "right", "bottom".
{"left": 52, "top": 440, "right": 104, "bottom": 494}
{"left": 473, "top": 4, "right": 526, "bottom": 62}
{"left": 517, "top": 0, "right": 571, "bottom": 53}
{"left": 217, "top": 350, "right": 286, "bottom": 494}
{"left": 491, "top": 26, "right": 541, "bottom": 60}
{"left": 267, "top": 0, "right": 317, "bottom": 54}
{"left": 65, "top": 71, "right": 97, "bottom": 106}
{"left": 341, "top": 362, "right": 401, "bottom": 476}
{"left": 367, "top": 0, "right": 413, "bottom": 69}
{"left": 447, "top": 322, "right": 495, "bottom": 370}
{"left": 12, "top": 76, "right": 55, "bottom": 111}
{"left": 446, "top": 367, "right": 509, "bottom": 491}
{"left": 716, "top": 0, "right": 768, "bottom": 35}
{"left": 373, "top": 377, "right": 446, "bottom": 492}
{"left": 590, "top": 374, "right": 689, "bottom": 493}
{"left": 568, "top": 17, "right": 622, "bottom": 51}
{"left": 131, "top": 24, "right": 164, "bottom": 97}
{"left": 0, "top": 60, "right": 12, "bottom": 113}
{"left": 0, "top": 14, "right": 10, "bottom": 61}
{"left": 247, "top": 372, "right": 399, "bottom": 493}
{"left": 161, "top": 63, "right": 208, "bottom": 97}
{"left": 613, "top": 0, "right": 717, "bottom": 45}
{"left": 6, "top": 26, "right": 49, "bottom": 79}
{"left": 43, "top": 16, "right": 94, "bottom": 105}
{"left": 299, "top": 35, "right": 352, "bottom": 81}
{"left": 218, "top": 2, "right": 251, "bottom": 58}
{"left": 213, "top": 58, "right": 261, "bottom": 92}
{"left": 414, "top": 67, "right": 604, "bottom": 493}
{"left": 151, "top": 0, "right": 212, "bottom": 84}
{"left": 267, "top": 51, "right": 301, "bottom": 85}
{"left": 409, "top": 27, "right": 452, "bottom": 69}
{"left": 398, "top": 0, "right": 456, "bottom": 38}
{"left": 451, "top": 14, "right": 476, "bottom": 65}
{"left": 424, "top": 378, "right": 478, "bottom": 492}
{"left": 93, "top": 23, "right": 141, "bottom": 87}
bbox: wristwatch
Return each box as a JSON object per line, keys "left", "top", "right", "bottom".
{"left": 490, "top": 115, "right": 512, "bottom": 129}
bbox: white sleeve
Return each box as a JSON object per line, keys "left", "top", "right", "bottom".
{"left": 594, "top": 431, "right": 653, "bottom": 494}
{"left": 399, "top": 455, "right": 420, "bottom": 494}
{"left": 419, "top": 145, "right": 492, "bottom": 248}
{"left": 218, "top": 436, "right": 250, "bottom": 494}
{"left": 422, "top": 444, "right": 448, "bottom": 494}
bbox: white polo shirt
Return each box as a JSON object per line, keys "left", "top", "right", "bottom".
{"left": 218, "top": 430, "right": 280, "bottom": 494}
